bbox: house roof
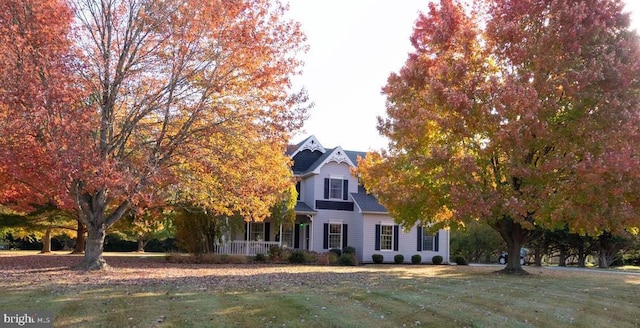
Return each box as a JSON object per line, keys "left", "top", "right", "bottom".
{"left": 294, "top": 147, "right": 367, "bottom": 175}
{"left": 294, "top": 201, "right": 316, "bottom": 214}
{"left": 351, "top": 186, "right": 388, "bottom": 214}
{"left": 290, "top": 135, "right": 385, "bottom": 214}
{"left": 288, "top": 135, "right": 368, "bottom": 175}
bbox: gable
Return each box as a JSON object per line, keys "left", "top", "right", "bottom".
{"left": 291, "top": 149, "right": 324, "bottom": 174}
{"left": 306, "top": 146, "right": 356, "bottom": 174}
{"left": 288, "top": 135, "right": 326, "bottom": 158}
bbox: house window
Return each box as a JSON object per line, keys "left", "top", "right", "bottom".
{"left": 295, "top": 181, "right": 301, "bottom": 200}
{"left": 329, "top": 178, "right": 343, "bottom": 199}
{"left": 375, "top": 224, "right": 398, "bottom": 251}
{"left": 380, "top": 225, "right": 393, "bottom": 250}
{"left": 422, "top": 228, "right": 435, "bottom": 251}
{"left": 249, "top": 222, "right": 264, "bottom": 241}
{"left": 328, "top": 223, "right": 342, "bottom": 249}
{"left": 282, "top": 223, "right": 294, "bottom": 248}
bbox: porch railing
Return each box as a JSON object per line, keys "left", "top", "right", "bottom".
{"left": 213, "top": 240, "right": 280, "bottom": 256}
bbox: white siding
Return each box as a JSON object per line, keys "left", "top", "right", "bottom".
{"left": 362, "top": 214, "right": 450, "bottom": 264}
{"left": 290, "top": 141, "right": 450, "bottom": 265}
{"left": 314, "top": 161, "right": 357, "bottom": 202}
{"left": 301, "top": 177, "right": 315, "bottom": 208}
{"left": 310, "top": 210, "right": 355, "bottom": 252}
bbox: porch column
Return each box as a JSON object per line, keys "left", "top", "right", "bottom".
{"left": 307, "top": 215, "right": 314, "bottom": 252}
{"left": 279, "top": 223, "right": 283, "bottom": 247}
{"left": 246, "top": 221, "right": 250, "bottom": 256}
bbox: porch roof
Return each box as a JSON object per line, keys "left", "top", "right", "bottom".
{"left": 295, "top": 201, "right": 317, "bottom": 214}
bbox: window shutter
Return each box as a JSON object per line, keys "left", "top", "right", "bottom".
{"left": 342, "top": 180, "right": 349, "bottom": 200}
{"left": 434, "top": 231, "right": 440, "bottom": 252}
{"left": 416, "top": 227, "right": 423, "bottom": 251}
{"left": 393, "top": 225, "right": 399, "bottom": 251}
{"left": 264, "top": 223, "right": 270, "bottom": 242}
{"left": 375, "top": 224, "right": 381, "bottom": 251}
{"left": 323, "top": 223, "right": 329, "bottom": 249}
{"left": 342, "top": 224, "right": 348, "bottom": 248}
{"left": 296, "top": 181, "right": 301, "bottom": 200}
{"left": 294, "top": 224, "right": 300, "bottom": 248}
{"left": 244, "top": 222, "right": 248, "bottom": 241}
{"left": 324, "top": 178, "right": 329, "bottom": 199}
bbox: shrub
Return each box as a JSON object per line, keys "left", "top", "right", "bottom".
{"left": 432, "top": 255, "right": 444, "bottom": 265}
{"left": 315, "top": 252, "right": 338, "bottom": 265}
{"left": 454, "top": 255, "right": 468, "bottom": 265}
{"left": 289, "top": 250, "right": 306, "bottom": 264}
{"left": 394, "top": 254, "right": 405, "bottom": 264}
{"left": 329, "top": 248, "right": 342, "bottom": 257}
{"left": 411, "top": 254, "right": 422, "bottom": 264}
{"left": 372, "top": 254, "right": 384, "bottom": 264}
{"left": 226, "top": 255, "right": 248, "bottom": 264}
{"left": 165, "top": 252, "right": 193, "bottom": 263}
{"left": 280, "top": 248, "right": 292, "bottom": 262}
{"left": 342, "top": 246, "right": 356, "bottom": 255}
{"left": 269, "top": 245, "right": 283, "bottom": 262}
{"left": 254, "top": 253, "right": 266, "bottom": 262}
{"left": 338, "top": 253, "right": 356, "bottom": 266}
{"left": 198, "top": 253, "right": 223, "bottom": 264}
{"left": 304, "top": 251, "right": 319, "bottom": 263}
{"left": 316, "top": 253, "right": 330, "bottom": 265}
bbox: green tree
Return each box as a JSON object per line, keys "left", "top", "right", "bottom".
{"left": 451, "top": 221, "right": 504, "bottom": 263}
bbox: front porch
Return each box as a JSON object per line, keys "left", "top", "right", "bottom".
{"left": 213, "top": 240, "right": 280, "bottom": 256}
{"left": 213, "top": 214, "right": 313, "bottom": 256}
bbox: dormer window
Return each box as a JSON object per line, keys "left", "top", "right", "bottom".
{"left": 329, "top": 178, "right": 343, "bottom": 199}
{"left": 324, "top": 176, "right": 349, "bottom": 200}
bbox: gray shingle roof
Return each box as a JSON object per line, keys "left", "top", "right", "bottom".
{"left": 294, "top": 201, "right": 316, "bottom": 214}
{"left": 351, "top": 186, "right": 387, "bottom": 213}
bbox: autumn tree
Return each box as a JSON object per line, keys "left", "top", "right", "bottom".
{"left": 109, "top": 206, "right": 173, "bottom": 252}
{"left": 0, "top": 0, "right": 91, "bottom": 254}
{"left": 358, "top": 0, "right": 640, "bottom": 274}
{"left": 0, "top": 205, "right": 77, "bottom": 253}
{"left": 0, "top": 0, "right": 309, "bottom": 270}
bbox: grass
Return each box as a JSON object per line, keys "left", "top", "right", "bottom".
{"left": 0, "top": 252, "right": 639, "bottom": 327}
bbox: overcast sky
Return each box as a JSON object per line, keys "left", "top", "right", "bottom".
{"left": 286, "top": 0, "right": 640, "bottom": 151}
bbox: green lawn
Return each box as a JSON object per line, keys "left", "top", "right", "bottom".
{"left": 0, "top": 252, "right": 638, "bottom": 327}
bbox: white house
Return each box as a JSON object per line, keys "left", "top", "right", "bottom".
{"left": 215, "top": 135, "right": 450, "bottom": 264}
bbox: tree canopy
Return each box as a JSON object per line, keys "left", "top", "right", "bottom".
{"left": 0, "top": 0, "right": 309, "bottom": 269}
{"left": 358, "top": 0, "right": 640, "bottom": 273}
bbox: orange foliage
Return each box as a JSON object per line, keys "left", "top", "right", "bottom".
{"left": 359, "top": 0, "right": 640, "bottom": 243}
{"left": 0, "top": 0, "right": 309, "bottom": 269}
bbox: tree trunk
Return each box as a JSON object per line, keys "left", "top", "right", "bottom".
{"left": 577, "top": 244, "right": 586, "bottom": 268}
{"left": 597, "top": 232, "right": 620, "bottom": 269}
{"left": 532, "top": 244, "right": 543, "bottom": 267}
{"left": 74, "top": 188, "right": 130, "bottom": 270}
{"left": 40, "top": 227, "right": 52, "bottom": 254}
{"left": 71, "top": 220, "right": 86, "bottom": 254}
{"left": 558, "top": 246, "right": 567, "bottom": 267}
{"left": 137, "top": 235, "right": 146, "bottom": 253}
{"left": 598, "top": 251, "right": 610, "bottom": 269}
{"left": 76, "top": 222, "right": 108, "bottom": 270}
{"left": 493, "top": 217, "right": 529, "bottom": 275}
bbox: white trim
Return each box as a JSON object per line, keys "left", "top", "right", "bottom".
{"left": 327, "top": 222, "right": 343, "bottom": 250}
{"left": 328, "top": 177, "right": 344, "bottom": 200}
{"left": 289, "top": 135, "right": 326, "bottom": 158}
{"left": 311, "top": 146, "right": 355, "bottom": 174}
{"left": 379, "top": 224, "right": 394, "bottom": 251}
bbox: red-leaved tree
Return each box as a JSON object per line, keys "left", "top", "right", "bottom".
{"left": 358, "top": 0, "right": 640, "bottom": 274}
{"left": 0, "top": 0, "right": 309, "bottom": 269}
